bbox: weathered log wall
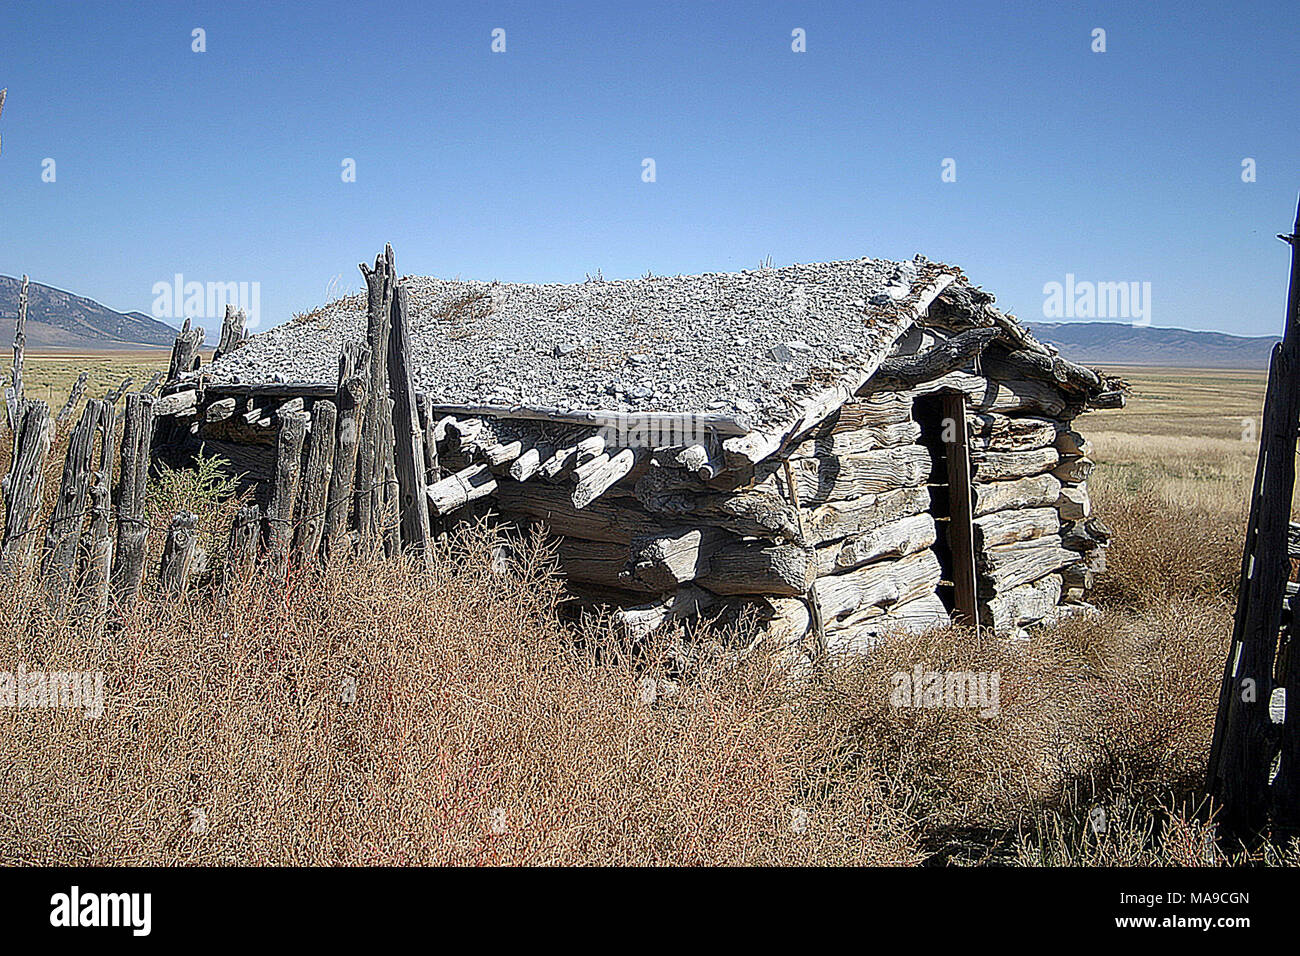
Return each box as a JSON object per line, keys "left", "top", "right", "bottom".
{"left": 480, "top": 389, "right": 951, "bottom": 656}
{"left": 959, "top": 401, "right": 1101, "bottom": 633}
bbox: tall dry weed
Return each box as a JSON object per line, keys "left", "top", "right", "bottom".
{"left": 0, "top": 528, "right": 919, "bottom": 865}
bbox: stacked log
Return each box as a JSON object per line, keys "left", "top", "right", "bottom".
{"left": 477, "top": 390, "right": 950, "bottom": 654}
{"left": 962, "top": 404, "right": 1097, "bottom": 632}
{"left": 1051, "top": 423, "right": 1105, "bottom": 600}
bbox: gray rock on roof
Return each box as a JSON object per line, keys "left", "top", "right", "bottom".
{"left": 201, "top": 256, "right": 956, "bottom": 432}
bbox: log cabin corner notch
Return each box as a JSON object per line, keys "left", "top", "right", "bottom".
{"left": 154, "top": 251, "right": 1125, "bottom": 653}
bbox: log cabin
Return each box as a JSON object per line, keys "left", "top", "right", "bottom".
{"left": 154, "top": 247, "right": 1124, "bottom": 658}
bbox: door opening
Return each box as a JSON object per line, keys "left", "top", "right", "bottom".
{"left": 912, "top": 390, "right": 980, "bottom": 628}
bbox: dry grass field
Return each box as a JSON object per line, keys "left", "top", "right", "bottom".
{"left": 1088, "top": 366, "right": 1267, "bottom": 518}
{"left": 19, "top": 348, "right": 172, "bottom": 408}
{"left": 0, "top": 355, "right": 1295, "bottom": 866}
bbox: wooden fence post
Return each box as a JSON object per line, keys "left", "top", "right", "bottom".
{"left": 1, "top": 400, "right": 51, "bottom": 571}
{"left": 167, "top": 318, "right": 205, "bottom": 383}
{"left": 80, "top": 469, "right": 114, "bottom": 616}
{"left": 421, "top": 393, "right": 443, "bottom": 540}
{"left": 214, "top": 304, "right": 248, "bottom": 361}
{"left": 356, "top": 245, "right": 396, "bottom": 552}
{"left": 420, "top": 394, "right": 440, "bottom": 480}
{"left": 105, "top": 376, "right": 133, "bottom": 406}
{"left": 111, "top": 393, "right": 156, "bottom": 603}
{"left": 1208, "top": 198, "right": 1300, "bottom": 835}
{"left": 323, "top": 341, "right": 370, "bottom": 559}
{"left": 42, "top": 399, "right": 102, "bottom": 609}
{"left": 382, "top": 399, "right": 399, "bottom": 556}
{"left": 57, "top": 371, "right": 89, "bottom": 424}
{"left": 227, "top": 501, "right": 262, "bottom": 579}
{"left": 294, "top": 399, "right": 337, "bottom": 560}
{"left": 96, "top": 384, "right": 119, "bottom": 487}
{"left": 388, "top": 285, "right": 433, "bottom": 566}
{"left": 265, "top": 408, "right": 308, "bottom": 566}
{"left": 159, "top": 511, "right": 198, "bottom": 596}
{"left": 76, "top": 400, "right": 117, "bottom": 615}
{"left": 7, "top": 274, "right": 27, "bottom": 433}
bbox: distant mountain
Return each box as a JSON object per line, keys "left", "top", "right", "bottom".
{"left": 1027, "top": 321, "right": 1279, "bottom": 370}
{"left": 0, "top": 275, "right": 176, "bottom": 349}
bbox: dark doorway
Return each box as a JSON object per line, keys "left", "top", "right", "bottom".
{"left": 912, "top": 391, "right": 980, "bottom": 628}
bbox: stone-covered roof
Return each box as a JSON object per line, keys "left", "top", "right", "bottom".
{"left": 200, "top": 256, "right": 959, "bottom": 434}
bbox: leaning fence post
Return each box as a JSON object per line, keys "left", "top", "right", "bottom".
{"left": 105, "top": 375, "right": 133, "bottom": 406}
{"left": 388, "top": 284, "right": 433, "bottom": 566}
{"left": 1208, "top": 198, "right": 1300, "bottom": 835}
{"left": 111, "top": 393, "right": 156, "bottom": 603}
{"left": 1, "top": 400, "right": 52, "bottom": 572}
{"left": 56, "top": 371, "right": 89, "bottom": 424}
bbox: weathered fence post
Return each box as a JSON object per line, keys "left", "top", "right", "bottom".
{"left": 323, "top": 342, "right": 370, "bottom": 559}
{"left": 111, "top": 393, "right": 156, "bottom": 603}
{"left": 293, "top": 398, "right": 338, "bottom": 561}
{"left": 294, "top": 399, "right": 337, "bottom": 560}
{"left": 265, "top": 407, "right": 308, "bottom": 567}
{"left": 7, "top": 274, "right": 27, "bottom": 434}
{"left": 1276, "top": 573, "right": 1300, "bottom": 827}
{"left": 420, "top": 393, "right": 443, "bottom": 540}
{"left": 77, "top": 400, "right": 117, "bottom": 615}
{"left": 56, "top": 371, "right": 89, "bottom": 424}
{"left": 1, "top": 400, "right": 51, "bottom": 571}
{"left": 80, "top": 469, "right": 114, "bottom": 615}
{"left": 388, "top": 284, "right": 433, "bottom": 566}
{"left": 42, "top": 399, "right": 102, "bottom": 609}
{"left": 382, "top": 400, "right": 399, "bottom": 556}
{"left": 1208, "top": 198, "right": 1300, "bottom": 835}
{"left": 96, "top": 383, "right": 119, "bottom": 485}
{"left": 167, "top": 318, "right": 205, "bottom": 383}
{"left": 420, "top": 393, "right": 440, "bottom": 480}
{"left": 158, "top": 511, "right": 198, "bottom": 596}
{"left": 105, "top": 376, "right": 133, "bottom": 406}
{"left": 356, "top": 245, "right": 396, "bottom": 552}
{"left": 214, "top": 304, "right": 248, "bottom": 361}
{"left": 226, "top": 501, "right": 262, "bottom": 580}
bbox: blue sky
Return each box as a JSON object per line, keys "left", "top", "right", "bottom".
{"left": 1, "top": 0, "right": 1296, "bottom": 336}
